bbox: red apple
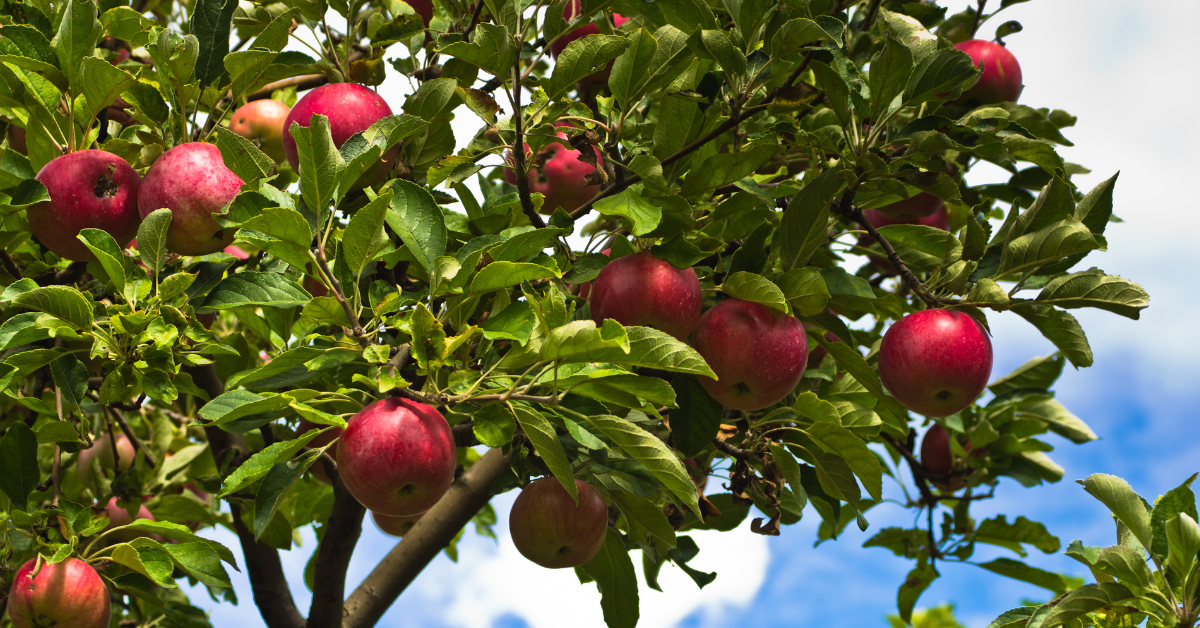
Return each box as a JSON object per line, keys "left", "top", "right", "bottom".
{"left": 691, "top": 299, "right": 809, "bottom": 411}
{"left": 509, "top": 478, "right": 607, "bottom": 569}
{"left": 224, "top": 245, "right": 250, "bottom": 259}
{"left": 303, "top": 275, "right": 330, "bottom": 298}
{"left": 953, "top": 39, "right": 1023, "bottom": 106}
{"left": 372, "top": 511, "right": 423, "bottom": 537}
{"left": 229, "top": 99, "right": 291, "bottom": 162}
{"left": 282, "top": 83, "right": 396, "bottom": 190}
{"left": 78, "top": 434, "right": 136, "bottom": 491}
{"left": 335, "top": 397, "right": 456, "bottom": 516}
{"left": 28, "top": 150, "right": 141, "bottom": 262}
{"left": 138, "top": 142, "right": 245, "bottom": 256}
{"left": 7, "top": 557, "right": 111, "bottom": 628}
{"left": 920, "top": 423, "right": 984, "bottom": 491}
{"left": 103, "top": 496, "right": 157, "bottom": 544}
{"left": 298, "top": 419, "right": 343, "bottom": 485}
{"left": 874, "top": 192, "right": 944, "bottom": 220}
{"left": 588, "top": 251, "right": 702, "bottom": 340}
{"left": 879, "top": 309, "right": 993, "bottom": 417}
{"left": 503, "top": 124, "right": 603, "bottom": 214}
{"left": 402, "top": 0, "right": 434, "bottom": 26}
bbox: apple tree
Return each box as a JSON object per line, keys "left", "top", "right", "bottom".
{"left": 0, "top": 0, "right": 1166, "bottom": 626}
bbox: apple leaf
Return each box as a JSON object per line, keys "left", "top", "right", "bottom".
{"left": 803, "top": 422, "right": 883, "bottom": 502}
{"left": 471, "top": 404, "right": 517, "bottom": 448}
{"left": 213, "top": 126, "right": 274, "bottom": 182}
{"left": 1076, "top": 172, "right": 1119, "bottom": 235}
{"left": 218, "top": 428, "right": 326, "bottom": 497}
{"left": 342, "top": 189, "right": 395, "bottom": 281}
{"left": 608, "top": 28, "right": 657, "bottom": 109}
{"left": 110, "top": 543, "right": 177, "bottom": 587}
{"left": 77, "top": 228, "right": 131, "bottom": 301}
{"left": 768, "top": 445, "right": 809, "bottom": 514}
{"left": 679, "top": 142, "right": 780, "bottom": 197}
{"left": 1149, "top": 474, "right": 1199, "bottom": 564}
{"left": 54, "top": 0, "right": 101, "bottom": 93}
{"left": 510, "top": 404, "right": 577, "bottom": 502}
{"left": 869, "top": 36, "right": 913, "bottom": 119}
{"left": 610, "top": 491, "right": 677, "bottom": 550}
{"left": 0, "top": 422, "right": 39, "bottom": 510}
{"left": 541, "top": 320, "right": 629, "bottom": 362}
{"left": 254, "top": 448, "right": 323, "bottom": 540}
{"left": 1023, "top": 583, "right": 1138, "bottom": 628}
{"left": 570, "top": 375, "right": 676, "bottom": 409}
{"left": 669, "top": 374, "right": 724, "bottom": 456}
{"left": 1, "top": 279, "right": 95, "bottom": 329}
{"left": 1078, "top": 474, "right": 1153, "bottom": 551}
{"left": 384, "top": 179, "right": 447, "bottom": 273}
{"left": 582, "top": 528, "right": 640, "bottom": 628}
{"left": 137, "top": 208, "right": 173, "bottom": 279}
{"left": 79, "top": 57, "right": 136, "bottom": 118}
{"left": 777, "top": 268, "right": 830, "bottom": 316}
{"left": 290, "top": 115, "right": 345, "bottom": 218}
{"left": 720, "top": 272, "right": 787, "bottom": 313}
{"left": 203, "top": 272, "right": 311, "bottom": 310}
{"left": 877, "top": 224, "right": 963, "bottom": 269}
{"left": 778, "top": 165, "right": 845, "bottom": 271}
{"left": 190, "top": 0, "right": 237, "bottom": 88}
{"left": 585, "top": 414, "right": 700, "bottom": 515}
{"left": 1011, "top": 304, "right": 1093, "bottom": 368}
{"left": 119, "top": 520, "right": 238, "bottom": 568}
{"left": 547, "top": 34, "right": 630, "bottom": 100}
{"left": 593, "top": 188, "right": 662, "bottom": 236}
{"left": 49, "top": 354, "right": 89, "bottom": 410}
{"left": 164, "top": 541, "right": 235, "bottom": 591}
{"left": 806, "top": 331, "right": 909, "bottom": 435}
{"left": 896, "top": 561, "right": 939, "bottom": 623}
{"left": 551, "top": 326, "right": 715, "bottom": 378}
{"left": 771, "top": 18, "right": 828, "bottom": 57}
{"left": 1017, "top": 399, "right": 1096, "bottom": 445}
{"left": 438, "top": 23, "right": 518, "bottom": 78}
{"left": 998, "top": 218, "right": 1099, "bottom": 277}
{"left": 470, "top": 261, "right": 559, "bottom": 294}
{"left": 903, "top": 46, "right": 977, "bottom": 105}
{"left": 1032, "top": 269, "right": 1149, "bottom": 320}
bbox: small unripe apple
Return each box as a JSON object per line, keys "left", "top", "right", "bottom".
{"left": 336, "top": 397, "right": 456, "bottom": 516}
{"left": 298, "top": 419, "right": 343, "bottom": 485}
{"left": 139, "top": 142, "right": 245, "bottom": 256}
{"left": 103, "top": 496, "right": 157, "bottom": 544}
{"left": 503, "top": 125, "right": 603, "bottom": 214}
{"left": 28, "top": 150, "right": 142, "bottom": 262}
{"left": 78, "top": 434, "right": 136, "bottom": 491}
{"left": 954, "top": 39, "right": 1023, "bottom": 106}
{"left": 588, "top": 251, "right": 702, "bottom": 340}
{"left": 373, "top": 511, "right": 423, "bottom": 537}
{"left": 879, "top": 309, "right": 993, "bottom": 417}
{"left": 509, "top": 478, "right": 607, "bottom": 569}
{"left": 691, "top": 298, "right": 809, "bottom": 411}
{"left": 7, "top": 557, "right": 111, "bottom": 628}
{"left": 282, "top": 83, "right": 396, "bottom": 190}
{"left": 874, "top": 192, "right": 944, "bottom": 220}
{"left": 229, "top": 99, "right": 291, "bottom": 162}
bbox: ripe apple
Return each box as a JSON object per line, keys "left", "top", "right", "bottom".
{"left": 879, "top": 309, "right": 993, "bottom": 417}
{"left": 509, "top": 477, "right": 607, "bottom": 569}
{"left": 691, "top": 298, "right": 809, "bottom": 411}
{"left": 28, "top": 150, "right": 141, "bottom": 262}
{"left": 103, "top": 496, "right": 157, "bottom": 544}
{"left": 78, "top": 434, "right": 136, "bottom": 491}
{"left": 372, "top": 511, "right": 424, "bottom": 537}
{"left": 297, "top": 419, "right": 343, "bottom": 485}
{"left": 920, "top": 423, "right": 985, "bottom": 491}
{"left": 874, "top": 192, "right": 944, "bottom": 220}
{"left": 503, "top": 124, "right": 603, "bottom": 214}
{"left": 336, "top": 397, "right": 456, "bottom": 516}
{"left": 953, "top": 39, "right": 1023, "bottom": 106}
{"left": 7, "top": 557, "right": 111, "bottom": 628}
{"left": 588, "top": 251, "right": 702, "bottom": 340}
{"left": 229, "top": 99, "right": 291, "bottom": 162}
{"left": 224, "top": 245, "right": 250, "bottom": 259}
{"left": 138, "top": 142, "right": 245, "bottom": 256}
{"left": 282, "top": 83, "right": 396, "bottom": 190}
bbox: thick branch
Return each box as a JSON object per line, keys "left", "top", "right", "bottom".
{"left": 306, "top": 468, "right": 366, "bottom": 628}
{"left": 0, "top": 250, "right": 23, "bottom": 279}
{"left": 32, "top": 261, "right": 87, "bottom": 287}
{"left": 343, "top": 447, "right": 513, "bottom": 628}
{"left": 713, "top": 437, "right": 750, "bottom": 460}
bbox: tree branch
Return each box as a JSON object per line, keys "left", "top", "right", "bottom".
{"left": 837, "top": 200, "right": 955, "bottom": 308}
{"left": 342, "top": 447, "right": 513, "bottom": 628}
{"left": 510, "top": 68, "right": 548, "bottom": 229}
{"left": 1, "top": 250, "right": 23, "bottom": 279}
{"left": 313, "top": 248, "right": 368, "bottom": 345}
{"left": 306, "top": 467, "right": 366, "bottom": 628}
{"left": 32, "top": 261, "right": 88, "bottom": 287}
{"left": 106, "top": 406, "right": 157, "bottom": 468}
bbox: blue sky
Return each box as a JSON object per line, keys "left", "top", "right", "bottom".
{"left": 188, "top": 0, "right": 1200, "bottom": 626}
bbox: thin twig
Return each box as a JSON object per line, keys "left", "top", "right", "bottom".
{"left": 313, "top": 248, "right": 368, "bottom": 345}
{"left": 713, "top": 437, "right": 751, "bottom": 460}
{"left": 510, "top": 67, "right": 548, "bottom": 229}
{"left": 969, "top": 0, "right": 988, "bottom": 39}
{"left": 106, "top": 407, "right": 158, "bottom": 468}
{"left": 860, "top": 0, "right": 884, "bottom": 34}
{"left": 0, "top": 250, "right": 23, "bottom": 279}
{"left": 838, "top": 200, "right": 954, "bottom": 308}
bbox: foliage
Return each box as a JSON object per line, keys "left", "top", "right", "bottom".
{"left": 0, "top": 0, "right": 1157, "bottom": 626}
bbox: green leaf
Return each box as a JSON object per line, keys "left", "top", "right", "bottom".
{"left": 339, "top": 115, "right": 429, "bottom": 198}
{"left": 975, "top": 515, "right": 1061, "bottom": 556}
{"left": 1078, "top": 474, "right": 1152, "bottom": 550}
{"left": 0, "top": 422, "right": 39, "bottom": 509}
{"left": 218, "top": 429, "right": 323, "bottom": 497}
{"left": 1091, "top": 544, "right": 1153, "bottom": 587}
{"left": 213, "top": 126, "right": 275, "bottom": 182}
{"left": 810, "top": 60, "right": 850, "bottom": 124}
{"left": 1023, "top": 583, "right": 1136, "bottom": 628}
{"left": 342, "top": 190, "right": 395, "bottom": 280}
{"left": 511, "top": 404, "right": 577, "bottom": 501}
{"left": 876, "top": 224, "right": 963, "bottom": 268}
{"left": 119, "top": 520, "right": 237, "bottom": 567}
{"left": 778, "top": 166, "right": 845, "bottom": 270}
{"left": 4, "top": 280, "right": 95, "bottom": 328}
{"left": 807, "top": 332, "right": 908, "bottom": 434}
{"left": 586, "top": 414, "right": 699, "bottom": 515}
{"left": 1166, "top": 513, "right": 1200, "bottom": 578}
{"left": 553, "top": 326, "right": 715, "bottom": 378}
{"left": 50, "top": 354, "right": 89, "bottom": 409}
{"left": 542, "top": 319, "right": 630, "bottom": 362}
{"left": 547, "top": 34, "right": 631, "bottom": 99}
{"left": 593, "top": 188, "right": 661, "bottom": 236}
{"left": 53, "top": 0, "right": 102, "bottom": 93}
{"left": 977, "top": 557, "right": 1070, "bottom": 595}
{"left": 988, "top": 353, "right": 1065, "bottom": 396}
{"left": 1004, "top": 136, "right": 1065, "bottom": 173}
{"left": 804, "top": 422, "right": 882, "bottom": 501}
{"left": 777, "top": 268, "right": 830, "bottom": 316}
{"left": 190, "top": 0, "right": 238, "bottom": 88}
{"left": 165, "top": 541, "right": 234, "bottom": 590}
{"left": 410, "top": 303, "right": 447, "bottom": 374}
{"left": 290, "top": 114, "right": 345, "bottom": 215}
{"left": 1076, "top": 172, "right": 1118, "bottom": 235}
{"left": 1034, "top": 269, "right": 1149, "bottom": 320}
{"left": 720, "top": 272, "right": 787, "bottom": 313}
{"left": 471, "top": 261, "right": 559, "bottom": 294}
{"left": 1011, "top": 305, "right": 1093, "bottom": 368}
{"left": 680, "top": 143, "right": 781, "bottom": 196}
{"left": 869, "top": 36, "right": 913, "bottom": 118}
{"left": 471, "top": 404, "right": 517, "bottom": 448}
{"left": 770, "top": 18, "right": 827, "bottom": 56}
{"left": 904, "top": 46, "right": 977, "bottom": 105}
{"left": 204, "top": 272, "right": 311, "bottom": 309}
{"left": 111, "top": 543, "right": 176, "bottom": 587}
{"left": 1150, "top": 474, "right": 1198, "bottom": 564}
{"left": 137, "top": 208, "right": 173, "bottom": 278}
{"left": 570, "top": 375, "right": 677, "bottom": 409}
{"left": 1018, "top": 399, "right": 1097, "bottom": 444}
{"left": 612, "top": 492, "right": 676, "bottom": 550}
{"left": 667, "top": 374, "right": 723, "bottom": 456}
{"left": 608, "top": 28, "right": 657, "bottom": 108}
{"left": 77, "top": 228, "right": 130, "bottom": 298}
{"left": 999, "top": 218, "right": 1098, "bottom": 276}
{"left": 768, "top": 444, "right": 809, "bottom": 514}
{"left": 79, "top": 57, "right": 136, "bottom": 117}
{"left": 384, "top": 179, "right": 447, "bottom": 272}
{"left": 691, "top": 30, "right": 745, "bottom": 78}
{"left": 255, "top": 448, "right": 322, "bottom": 539}
{"left": 198, "top": 390, "right": 290, "bottom": 424}
{"left": 439, "top": 23, "right": 518, "bottom": 78}
{"left": 581, "top": 529, "right": 639, "bottom": 628}
{"left": 896, "top": 562, "right": 938, "bottom": 623}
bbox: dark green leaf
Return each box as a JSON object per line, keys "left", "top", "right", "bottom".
{"left": 0, "top": 422, "right": 39, "bottom": 509}
{"left": 778, "top": 166, "right": 844, "bottom": 270}
{"left": 582, "top": 529, "right": 639, "bottom": 628}
{"left": 670, "top": 374, "right": 723, "bottom": 456}
{"left": 191, "top": 0, "right": 238, "bottom": 88}
{"left": 385, "top": 179, "right": 447, "bottom": 272}
{"left": 204, "top": 272, "right": 311, "bottom": 309}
